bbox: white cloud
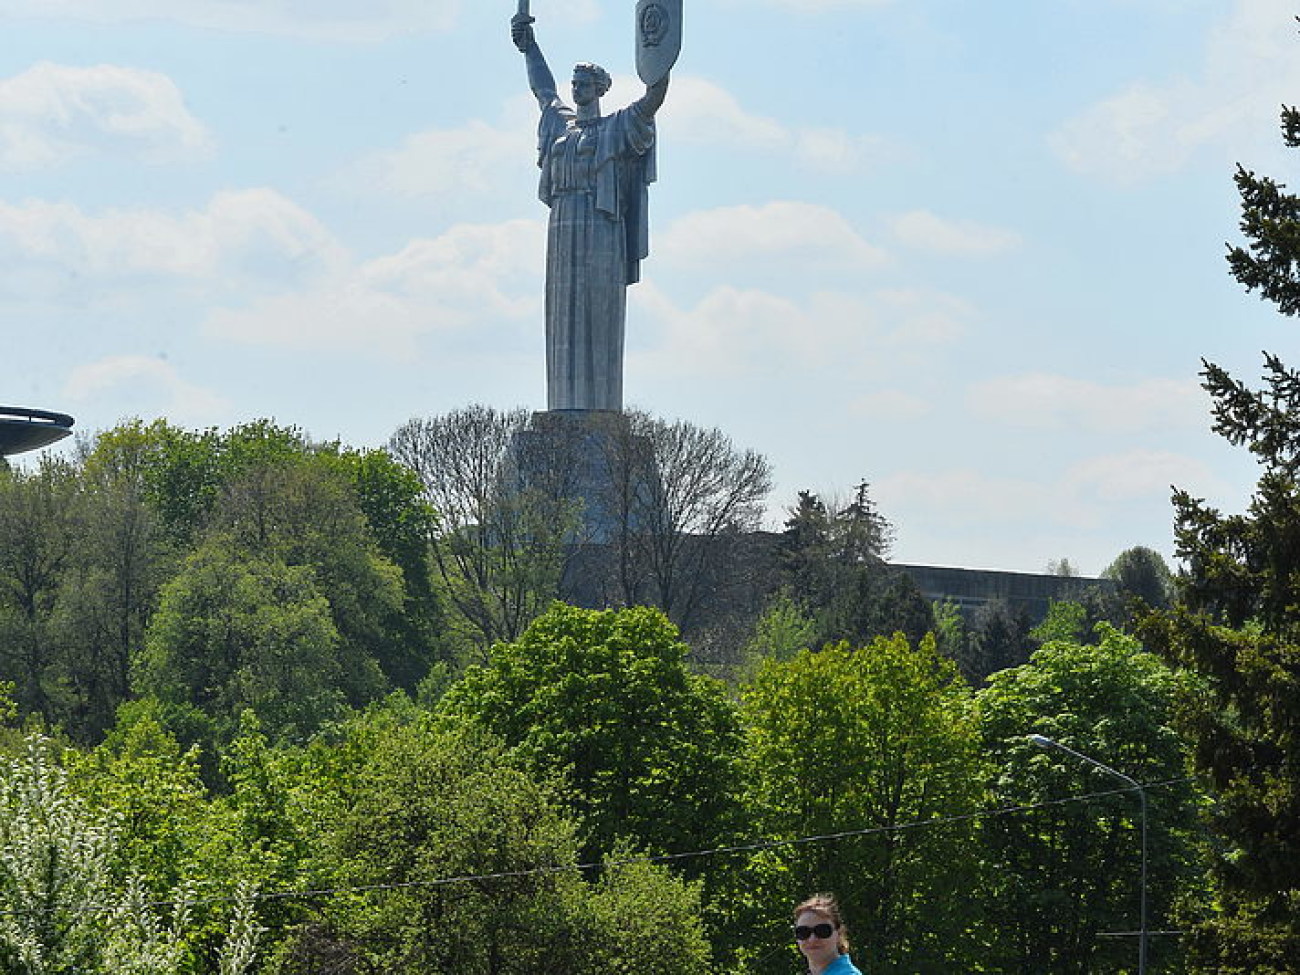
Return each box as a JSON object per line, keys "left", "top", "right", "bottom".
{"left": 0, "top": 0, "right": 462, "bottom": 41}
{"left": 64, "top": 355, "right": 229, "bottom": 426}
{"left": 1050, "top": 80, "right": 1201, "bottom": 184}
{"left": 878, "top": 468, "right": 1055, "bottom": 529}
{"left": 1051, "top": 0, "right": 1300, "bottom": 183}
{"left": 633, "top": 285, "right": 863, "bottom": 378}
{"left": 892, "top": 209, "right": 1022, "bottom": 257}
{"left": 0, "top": 62, "right": 210, "bottom": 170}
{"left": 202, "top": 218, "right": 543, "bottom": 357}
{"left": 668, "top": 76, "right": 889, "bottom": 174}
{"left": 669, "top": 77, "right": 787, "bottom": 149}
{"left": 658, "top": 201, "right": 887, "bottom": 270}
{"left": 968, "top": 373, "right": 1203, "bottom": 434}
{"left": 874, "top": 289, "right": 974, "bottom": 346}
{"left": 849, "top": 389, "right": 932, "bottom": 421}
{"left": 877, "top": 448, "right": 1210, "bottom": 537}
{"left": 718, "top": 0, "right": 893, "bottom": 11}
{"left": 351, "top": 74, "right": 889, "bottom": 209}
{"left": 1066, "top": 449, "right": 1206, "bottom": 504}
{"left": 631, "top": 281, "right": 969, "bottom": 382}
{"left": 0, "top": 190, "right": 346, "bottom": 292}
{"left": 346, "top": 119, "right": 522, "bottom": 201}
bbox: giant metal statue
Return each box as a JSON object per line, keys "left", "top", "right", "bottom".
{"left": 511, "top": 1, "right": 681, "bottom": 413}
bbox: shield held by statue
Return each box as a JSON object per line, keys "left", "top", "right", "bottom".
{"left": 635, "top": 0, "right": 682, "bottom": 86}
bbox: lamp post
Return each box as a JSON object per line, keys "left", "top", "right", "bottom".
{"left": 1029, "top": 733, "right": 1148, "bottom": 975}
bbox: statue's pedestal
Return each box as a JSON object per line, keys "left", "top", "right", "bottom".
{"left": 506, "top": 410, "right": 658, "bottom": 547}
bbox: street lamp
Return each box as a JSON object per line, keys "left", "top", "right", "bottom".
{"left": 1029, "top": 733, "right": 1148, "bottom": 975}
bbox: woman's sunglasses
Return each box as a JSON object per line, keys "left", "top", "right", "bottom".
{"left": 793, "top": 923, "right": 836, "bottom": 941}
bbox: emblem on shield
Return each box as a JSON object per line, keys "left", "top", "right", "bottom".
{"left": 636, "top": 0, "right": 682, "bottom": 85}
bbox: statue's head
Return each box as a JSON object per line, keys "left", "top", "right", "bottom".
{"left": 571, "top": 62, "right": 612, "bottom": 104}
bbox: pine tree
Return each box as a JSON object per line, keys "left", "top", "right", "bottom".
{"left": 1139, "top": 94, "right": 1300, "bottom": 973}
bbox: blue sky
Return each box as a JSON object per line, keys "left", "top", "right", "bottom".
{"left": 4, "top": 0, "right": 1298, "bottom": 575}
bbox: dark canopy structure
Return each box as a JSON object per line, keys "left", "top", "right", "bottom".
{"left": 0, "top": 406, "right": 75, "bottom": 457}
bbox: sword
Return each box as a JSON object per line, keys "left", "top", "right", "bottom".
{"left": 517, "top": 0, "right": 531, "bottom": 20}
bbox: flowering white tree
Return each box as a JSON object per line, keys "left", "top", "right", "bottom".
{"left": 0, "top": 735, "right": 261, "bottom": 974}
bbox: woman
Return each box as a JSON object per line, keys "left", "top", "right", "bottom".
{"left": 793, "top": 893, "right": 863, "bottom": 975}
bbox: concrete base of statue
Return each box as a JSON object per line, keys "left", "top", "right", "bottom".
{"left": 505, "top": 409, "right": 658, "bottom": 548}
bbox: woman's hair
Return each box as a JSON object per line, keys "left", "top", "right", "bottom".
{"left": 794, "top": 892, "right": 850, "bottom": 955}
{"left": 572, "top": 61, "right": 612, "bottom": 96}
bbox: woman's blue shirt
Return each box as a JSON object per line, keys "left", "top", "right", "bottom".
{"left": 821, "top": 954, "right": 863, "bottom": 974}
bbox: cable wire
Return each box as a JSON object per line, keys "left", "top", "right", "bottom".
{"left": 0, "top": 775, "right": 1195, "bottom": 921}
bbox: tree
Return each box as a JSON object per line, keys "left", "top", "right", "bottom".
{"left": 389, "top": 406, "right": 577, "bottom": 656}
{"left": 82, "top": 418, "right": 439, "bottom": 696}
{"left": 1225, "top": 101, "right": 1300, "bottom": 316}
{"left": 206, "top": 459, "right": 404, "bottom": 703}
{"left": 776, "top": 484, "right": 929, "bottom": 649}
{"left": 736, "top": 634, "right": 986, "bottom": 973}
{"left": 1046, "top": 557, "right": 1079, "bottom": 577}
{"left": 294, "top": 707, "right": 711, "bottom": 975}
{"left": 322, "top": 447, "right": 446, "bottom": 687}
{"left": 85, "top": 419, "right": 224, "bottom": 545}
{"left": 137, "top": 542, "right": 349, "bottom": 745}
{"left": 1139, "top": 357, "right": 1300, "bottom": 971}
{"left": 439, "top": 603, "right": 744, "bottom": 865}
{"left": 67, "top": 702, "right": 214, "bottom": 896}
{"left": 1103, "top": 545, "right": 1175, "bottom": 611}
{"left": 0, "top": 459, "right": 79, "bottom": 723}
{"left": 0, "top": 734, "right": 262, "bottom": 974}
{"left": 608, "top": 411, "right": 773, "bottom": 630}
{"left": 959, "top": 597, "right": 1035, "bottom": 683}
{"left": 56, "top": 441, "right": 174, "bottom": 740}
{"left": 741, "top": 590, "right": 818, "bottom": 674}
{"left": 978, "top": 623, "right": 1201, "bottom": 973}
{"left": 1130, "top": 78, "right": 1300, "bottom": 972}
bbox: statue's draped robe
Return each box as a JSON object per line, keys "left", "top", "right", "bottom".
{"left": 538, "top": 95, "right": 656, "bottom": 411}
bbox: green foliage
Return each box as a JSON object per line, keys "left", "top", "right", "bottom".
{"left": 929, "top": 598, "right": 965, "bottom": 662}
{"left": 1103, "top": 545, "right": 1175, "bottom": 611}
{"left": 1226, "top": 151, "right": 1300, "bottom": 317}
{"left": 1129, "top": 87, "right": 1300, "bottom": 969}
{"left": 83, "top": 418, "right": 225, "bottom": 544}
{"left": 960, "top": 597, "right": 1035, "bottom": 683}
{"left": 138, "top": 542, "right": 348, "bottom": 744}
{"left": 440, "top": 603, "right": 744, "bottom": 865}
{"left": 301, "top": 711, "right": 581, "bottom": 974}
{"left": 777, "top": 485, "right": 931, "bottom": 649}
{"left": 743, "top": 589, "right": 818, "bottom": 672}
{"left": 1139, "top": 446, "right": 1300, "bottom": 966}
{"left": 389, "top": 405, "right": 575, "bottom": 656}
{"left": 0, "top": 459, "right": 80, "bottom": 724}
{"left": 1029, "top": 599, "right": 1089, "bottom": 645}
{"left": 978, "top": 624, "right": 1201, "bottom": 973}
{"left": 205, "top": 458, "right": 406, "bottom": 701}
{"left": 0, "top": 681, "right": 15, "bottom": 725}
{"left": 66, "top": 701, "right": 213, "bottom": 894}
{"left": 0, "top": 419, "right": 441, "bottom": 743}
{"left": 283, "top": 705, "right": 713, "bottom": 975}
{"left": 738, "top": 634, "right": 987, "bottom": 973}
{"left": 0, "top": 734, "right": 262, "bottom": 974}
{"left": 322, "top": 447, "right": 446, "bottom": 687}
{"left": 581, "top": 851, "right": 711, "bottom": 974}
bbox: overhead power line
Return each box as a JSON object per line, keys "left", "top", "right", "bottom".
{"left": 0, "top": 775, "right": 1194, "bottom": 921}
